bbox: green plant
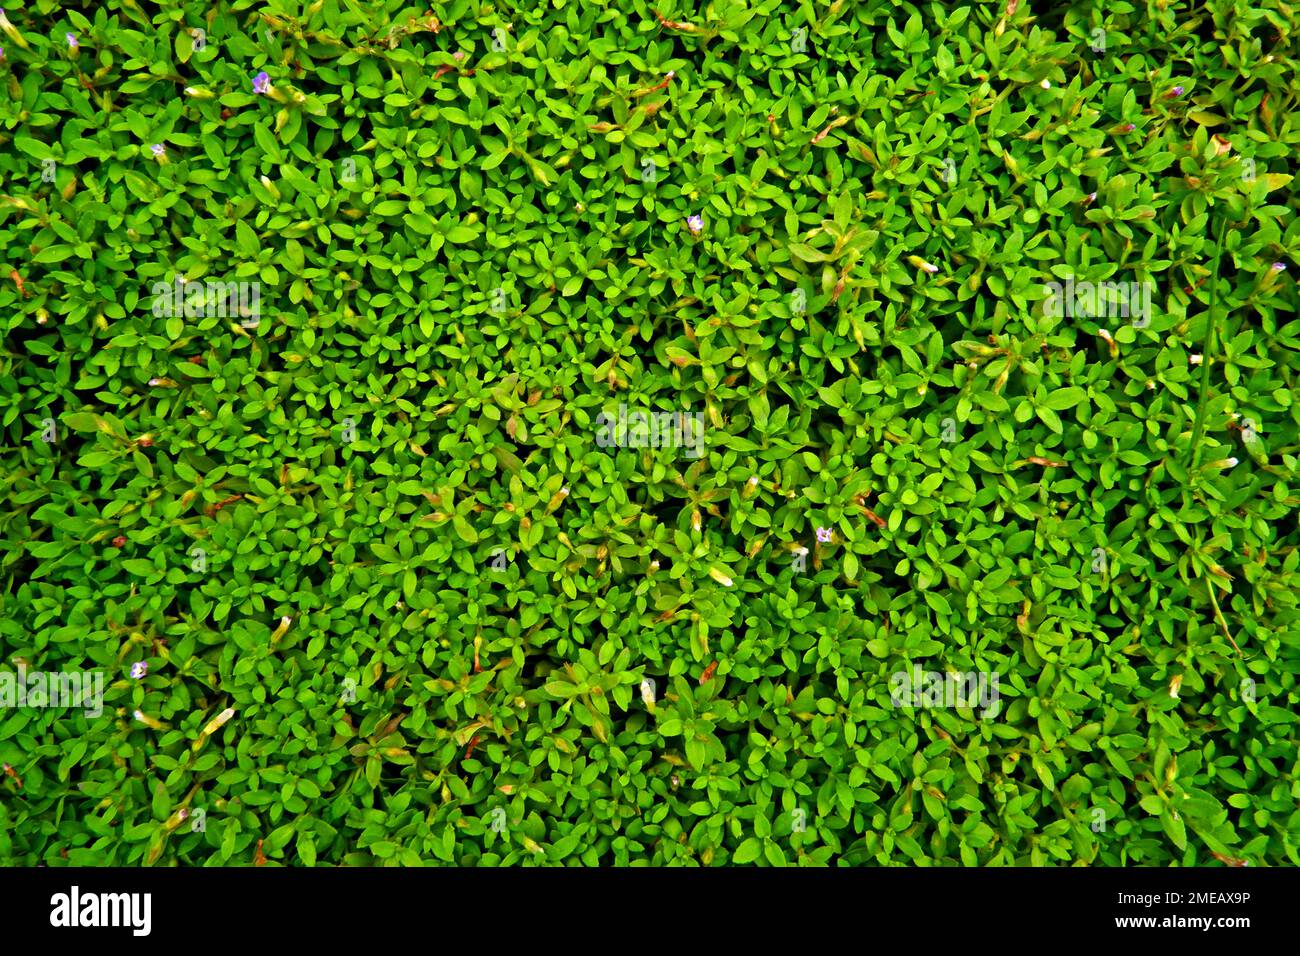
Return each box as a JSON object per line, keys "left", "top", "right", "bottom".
{"left": 1, "top": 0, "right": 1298, "bottom": 868}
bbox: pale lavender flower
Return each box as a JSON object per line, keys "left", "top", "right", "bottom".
{"left": 131, "top": 661, "right": 147, "bottom": 679}
{"left": 66, "top": 33, "right": 77, "bottom": 50}
{"left": 252, "top": 71, "right": 271, "bottom": 95}
{"left": 815, "top": 526, "right": 833, "bottom": 543}
{"left": 150, "top": 144, "right": 165, "bottom": 158}
{"left": 686, "top": 215, "right": 704, "bottom": 235}
{"left": 1167, "top": 85, "right": 1184, "bottom": 98}
{"left": 1271, "top": 262, "right": 1286, "bottom": 272}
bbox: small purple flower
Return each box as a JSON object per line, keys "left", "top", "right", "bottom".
{"left": 0, "top": 46, "right": 6, "bottom": 61}
{"left": 150, "top": 144, "right": 165, "bottom": 158}
{"left": 1122, "top": 123, "right": 1136, "bottom": 132}
{"left": 1271, "top": 262, "right": 1286, "bottom": 272}
{"left": 1167, "top": 85, "right": 1185, "bottom": 98}
{"left": 452, "top": 51, "right": 466, "bottom": 61}
{"left": 252, "top": 71, "right": 271, "bottom": 95}
{"left": 815, "top": 526, "right": 833, "bottom": 544}
{"left": 131, "top": 661, "right": 148, "bottom": 680}
{"left": 66, "top": 33, "right": 78, "bottom": 50}
{"left": 686, "top": 214, "right": 704, "bottom": 235}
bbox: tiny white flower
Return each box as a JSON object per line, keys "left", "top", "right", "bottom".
{"left": 1226, "top": 457, "right": 1238, "bottom": 467}
{"left": 748, "top": 476, "right": 758, "bottom": 487}
{"left": 1040, "top": 78, "right": 1051, "bottom": 89}
{"left": 1190, "top": 353, "right": 1203, "bottom": 365}
{"left": 148, "top": 377, "right": 163, "bottom": 386}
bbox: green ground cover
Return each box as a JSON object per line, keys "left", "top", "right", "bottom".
{"left": 1, "top": 0, "right": 1298, "bottom": 866}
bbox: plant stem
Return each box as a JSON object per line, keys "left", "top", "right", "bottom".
{"left": 1187, "top": 214, "right": 1227, "bottom": 469}
{"left": 1205, "top": 579, "right": 1241, "bottom": 656}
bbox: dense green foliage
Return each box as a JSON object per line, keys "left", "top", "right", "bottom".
{"left": 2, "top": 0, "right": 1299, "bottom": 866}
